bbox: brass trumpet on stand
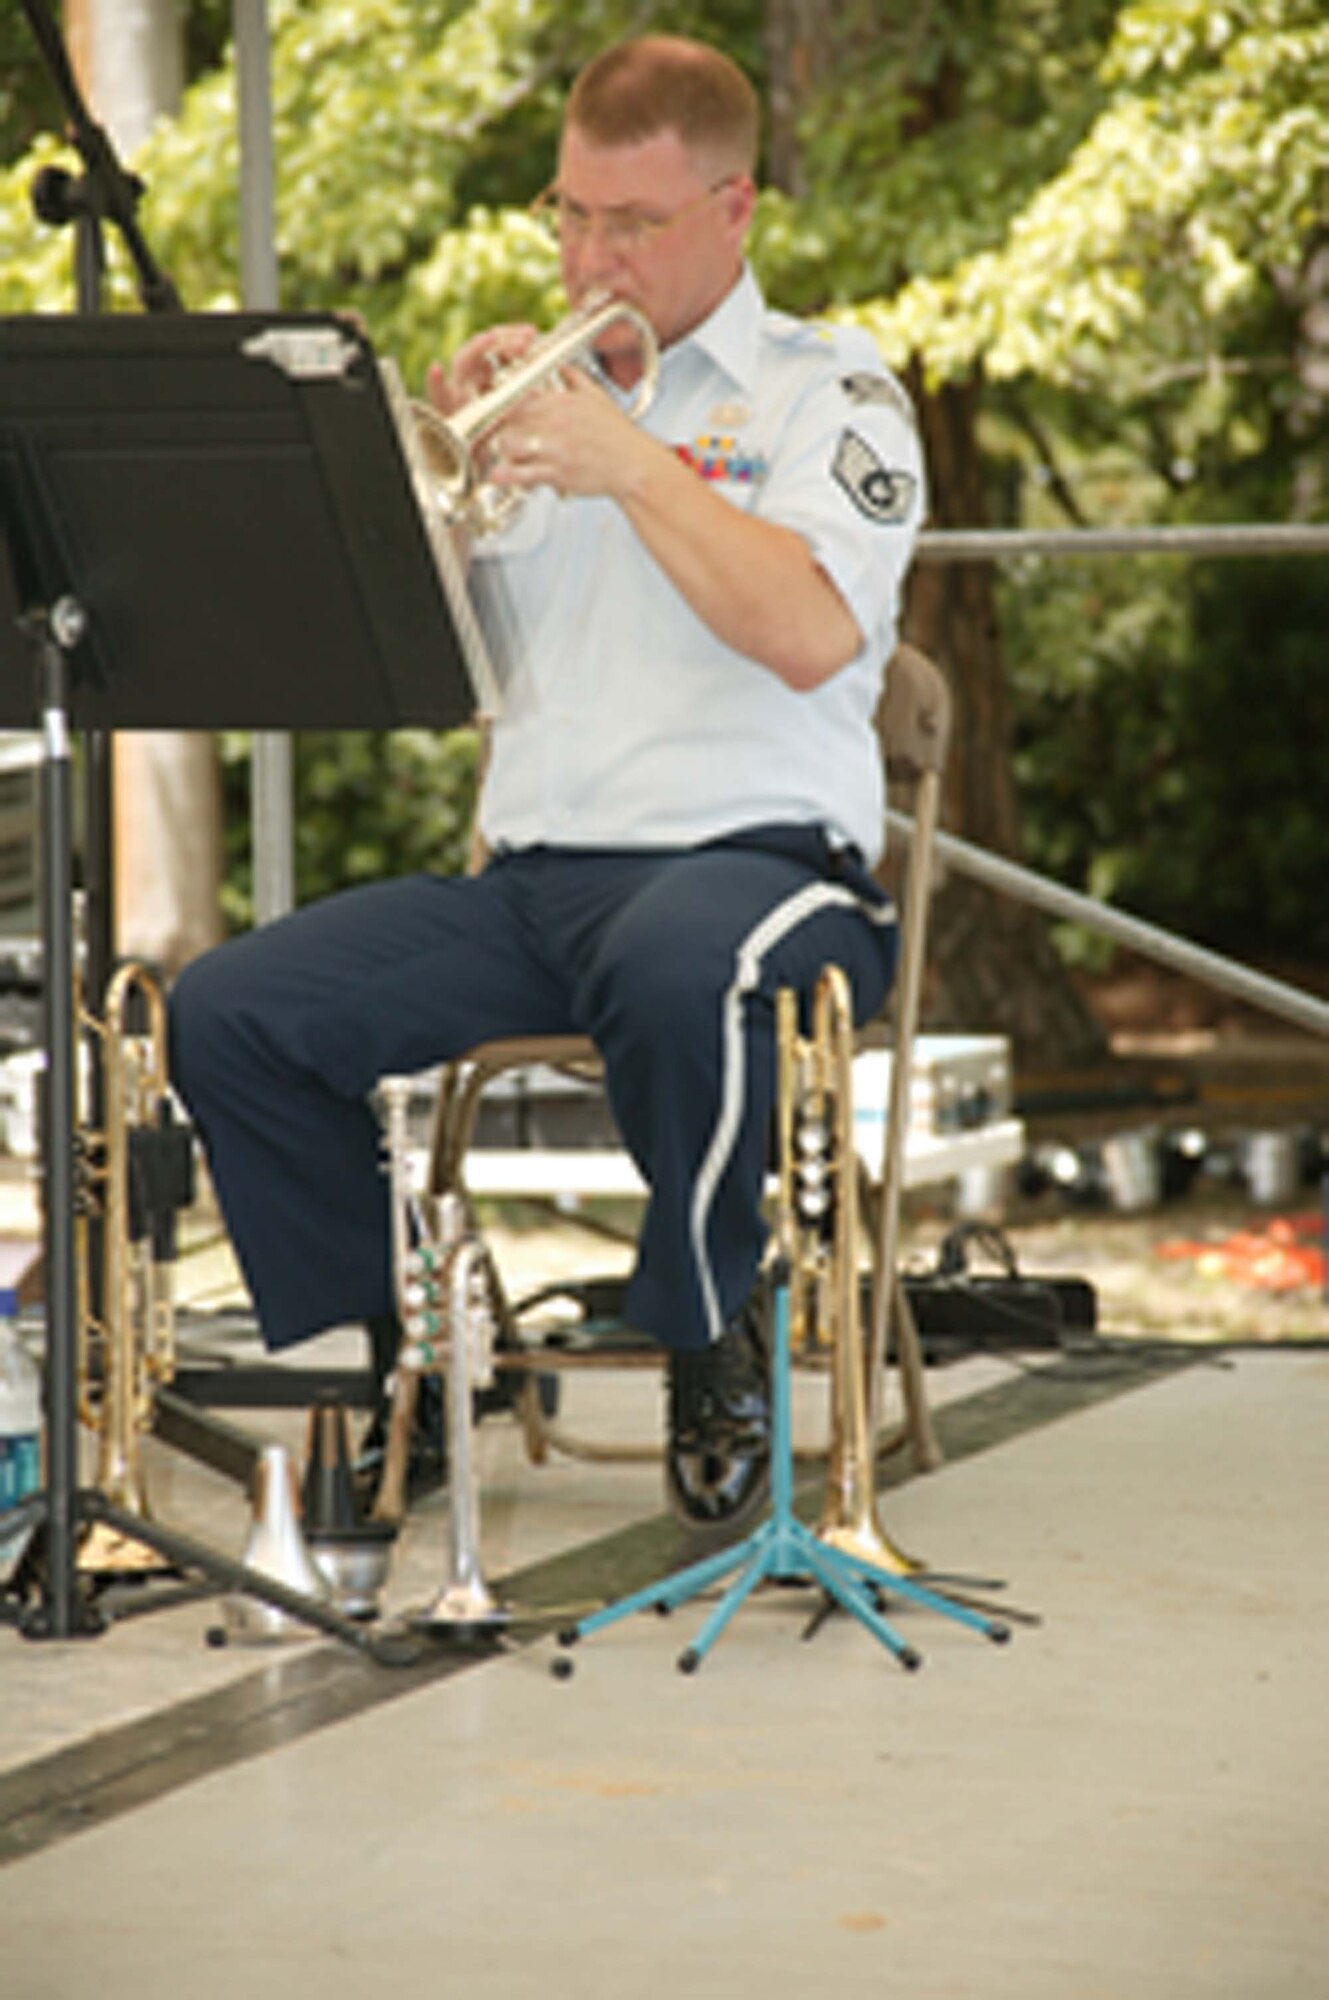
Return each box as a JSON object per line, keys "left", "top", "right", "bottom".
{"left": 74, "top": 961, "right": 193, "bottom": 1576}
{"left": 557, "top": 969, "right": 1014, "bottom": 1676}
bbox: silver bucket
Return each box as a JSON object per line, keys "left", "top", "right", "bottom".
{"left": 1245, "top": 1130, "right": 1299, "bottom": 1207}
{"left": 1102, "top": 1129, "right": 1163, "bottom": 1213}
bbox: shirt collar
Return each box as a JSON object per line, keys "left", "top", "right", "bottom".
{"left": 670, "top": 264, "right": 763, "bottom": 395}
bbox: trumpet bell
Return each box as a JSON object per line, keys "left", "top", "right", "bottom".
{"left": 816, "top": 1501, "right": 922, "bottom": 1580}
{"left": 817, "top": 1311, "right": 923, "bottom": 1580}
{"left": 411, "top": 1570, "right": 511, "bottom": 1641}
{"left": 409, "top": 404, "right": 481, "bottom": 522}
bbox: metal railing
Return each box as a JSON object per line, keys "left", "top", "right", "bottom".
{"left": 902, "top": 519, "right": 1329, "bottom": 1039}
{"left": 886, "top": 810, "right": 1329, "bottom": 1040}
{"left": 917, "top": 523, "right": 1329, "bottom": 561}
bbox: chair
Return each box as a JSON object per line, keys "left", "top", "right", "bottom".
{"left": 419, "top": 642, "right": 953, "bottom": 1494}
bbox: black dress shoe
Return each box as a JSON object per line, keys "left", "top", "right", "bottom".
{"left": 664, "top": 1289, "right": 771, "bottom": 1539}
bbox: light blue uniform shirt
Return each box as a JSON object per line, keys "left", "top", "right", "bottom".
{"left": 473, "top": 265, "right": 925, "bottom": 867}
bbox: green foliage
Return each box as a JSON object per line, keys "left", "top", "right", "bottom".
{"left": 1004, "top": 551, "right": 1199, "bottom": 923}
{"left": 219, "top": 727, "right": 481, "bottom": 929}
{"left": 755, "top": 0, "right": 1123, "bottom": 306}
{"left": 855, "top": 0, "right": 1329, "bottom": 402}
{"left": 183, "top": 2, "right": 235, "bottom": 77}
{"left": 1005, "top": 552, "right": 1329, "bottom": 962}
{"left": 1163, "top": 560, "right": 1329, "bottom": 957}
{"left": 0, "top": 12, "right": 61, "bottom": 162}
{"left": 5, "top": 0, "right": 566, "bottom": 322}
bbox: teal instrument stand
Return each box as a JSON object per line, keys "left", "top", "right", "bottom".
{"left": 556, "top": 1262, "right": 1012, "bottom": 1675}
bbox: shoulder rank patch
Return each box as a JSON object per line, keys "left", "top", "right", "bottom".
{"left": 841, "top": 371, "right": 914, "bottom": 423}
{"left": 832, "top": 430, "right": 917, "bottom": 524}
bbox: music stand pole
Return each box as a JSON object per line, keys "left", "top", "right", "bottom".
{"left": 23, "top": 598, "right": 96, "bottom": 1636}
{"left": 21, "top": 0, "right": 185, "bottom": 1361}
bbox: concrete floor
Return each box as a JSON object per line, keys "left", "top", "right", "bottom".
{"left": 1, "top": 1307, "right": 1327, "bottom": 1998}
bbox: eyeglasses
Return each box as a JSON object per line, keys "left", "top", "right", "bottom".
{"left": 530, "top": 178, "right": 736, "bottom": 251}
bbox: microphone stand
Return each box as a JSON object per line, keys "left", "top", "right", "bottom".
{"left": 20, "top": 0, "right": 184, "bottom": 317}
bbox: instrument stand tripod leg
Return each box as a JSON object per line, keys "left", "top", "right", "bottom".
{"left": 555, "top": 1268, "right": 1012, "bottom": 1677}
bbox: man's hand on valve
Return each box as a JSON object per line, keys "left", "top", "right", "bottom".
{"left": 424, "top": 321, "right": 540, "bottom": 420}
{"left": 487, "top": 367, "right": 655, "bottom": 503}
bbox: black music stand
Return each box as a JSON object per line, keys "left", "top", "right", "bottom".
{"left": 0, "top": 310, "right": 474, "bottom": 1659}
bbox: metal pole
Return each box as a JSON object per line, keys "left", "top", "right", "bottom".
{"left": 234, "top": 0, "right": 294, "bottom": 924}
{"left": 886, "top": 809, "right": 1329, "bottom": 1041}
{"left": 235, "top": 0, "right": 277, "bottom": 312}
{"left": 916, "top": 523, "right": 1329, "bottom": 562}
{"left": 31, "top": 605, "right": 101, "bottom": 1638}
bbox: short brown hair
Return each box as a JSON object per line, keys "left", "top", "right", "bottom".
{"left": 566, "top": 36, "right": 759, "bottom": 177}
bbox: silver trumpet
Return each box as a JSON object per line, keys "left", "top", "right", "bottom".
{"left": 374, "top": 1078, "right": 509, "bottom": 1638}
{"left": 409, "top": 290, "right": 659, "bottom": 536}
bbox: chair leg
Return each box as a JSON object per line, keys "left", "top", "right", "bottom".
{"left": 369, "top": 1362, "right": 419, "bottom": 1525}
{"left": 889, "top": 1273, "right": 943, "bottom": 1473}
{"left": 515, "top": 1372, "right": 551, "bottom": 1465}
{"left": 859, "top": 1162, "right": 943, "bottom": 1477}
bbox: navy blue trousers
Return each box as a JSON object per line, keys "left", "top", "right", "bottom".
{"left": 168, "top": 825, "right": 896, "bottom": 1353}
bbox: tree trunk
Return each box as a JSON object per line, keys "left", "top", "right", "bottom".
{"left": 903, "top": 369, "right": 1106, "bottom": 1067}
{"left": 66, "top": 0, "right": 224, "bottom": 974}
{"left": 763, "top": 1, "right": 835, "bottom": 196}
{"left": 762, "top": 1, "right": 1105, "bottom": 1068}
{"left": 66, "top": 0, "right": 183, "bottom": 154}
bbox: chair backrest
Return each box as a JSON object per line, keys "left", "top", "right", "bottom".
{"left": 870, "top": 641, "right": 954, "bottom": 1095}
{"left": 873, "top": 641, "right": 952, "bottom": 900}
{"left": 877, "top": 641, "right": 953, "bottom": 789}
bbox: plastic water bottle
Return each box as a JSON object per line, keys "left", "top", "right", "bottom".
{"left": 0, "top": 1286, "right": 41, "bottom": 1573}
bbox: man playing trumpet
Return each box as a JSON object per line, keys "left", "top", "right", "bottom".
{"left": 169, "top": 33, "right": 925, "bottom": 1529}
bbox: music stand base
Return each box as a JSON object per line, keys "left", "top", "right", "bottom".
{"left": 7, "top": 1489, "right": 427, "bottom": 1666}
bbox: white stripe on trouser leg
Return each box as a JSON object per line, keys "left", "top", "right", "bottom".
{"left": 688, "top": 881, "right": 896, "bottom": 1341}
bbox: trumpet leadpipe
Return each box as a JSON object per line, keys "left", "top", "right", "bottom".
{"left": 410, "top": 291, "right": 658, "bottom": 535}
